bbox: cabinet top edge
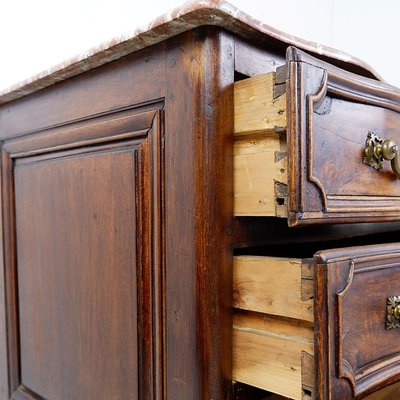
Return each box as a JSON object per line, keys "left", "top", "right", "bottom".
{"left": 0, "top": 0, "right": 384, "bottom": 106}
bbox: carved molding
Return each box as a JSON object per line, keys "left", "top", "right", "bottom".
{"left": 307, "top": 70, "right": 329, "bottom": 210}
{"left": 287, "top": 48, "right": 400, "bottom": 226}
{"left": 316, "top": 247, "right": 400, "bottom": 399}
{"left": 2, "top": 107, "right": 165, "bottom": 399}
{"left": 336, "top": 260, "right": 357, "bottom": 396}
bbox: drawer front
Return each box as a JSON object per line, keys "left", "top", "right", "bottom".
{"left": 287, "top": 48, "right": 400, "bottom": 226}
{"left": 234, "top": 48, "right": 400, "bottom": 226}
{"left": 316, "top": 243, "right": 400, "bottom": 399}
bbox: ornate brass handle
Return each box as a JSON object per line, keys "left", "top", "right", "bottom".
{"left": 387, "top": 296, "right": 400, "bottom": 329}
{"left": 364, "top": 131, "right": 400, "bottom": 178}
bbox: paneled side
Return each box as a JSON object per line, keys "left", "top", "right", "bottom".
{"left": 15, "top": 147, "right": 139, "bottom": 399}
{"left": 1, "top": 109, "right": 164, "bottom": 400}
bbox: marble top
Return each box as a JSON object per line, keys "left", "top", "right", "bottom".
{"left": 0, "top": 0, "right": 383, "bottom": 105}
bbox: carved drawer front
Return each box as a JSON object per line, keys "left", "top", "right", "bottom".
{"left": 232, "top": 244, "right": 400, "bottom": 399}
{"left": 316, "top": 243, "right": 400, "bottom": 399}
{"left": 234, "top": 47, "right": 400, "bottom": 226}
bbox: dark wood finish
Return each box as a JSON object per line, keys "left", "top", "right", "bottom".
{"left": 315, "top": 243, "right": 400, "bottom": 399}
{"left": 0, "top": 26, "right": 235, "bottom": 400}
{"left": 1, "top": 108, "right": 164, "bottom": 399}
{"left": 16, "top": 148, "right": 140, "bottom": 399}
{"left": 286, "top": 48, "right": 400, "bottom": 226}
{"left": 164, "top": 28, "right": 234, "bottom": 400}
{"left": 0, "top": 12, "right": 400, "bottom": 400}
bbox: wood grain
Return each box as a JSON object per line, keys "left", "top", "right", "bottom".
{"left": 365, "top": 381, "right": 400, "bottom": 399}
{"left": 287, "top": 48, "right": 400, "bottom": 226}
{"left": 15, "top": 148, "right": 140, "bottom": 399}
{"left": 315, "top": 243, "right": 400, "bottom": 399}
{"left": 234, "top": 133, "right": 287, "bottom": 216}
{"left": 232, "top": 311, "right": 313, "bottom": 400}
{"left": 233, "top": 256, "right": 313, "bottom": 322}
{"left": 165, "top": 28, "right": 234, "bottom": 400}
{"left": 234, "top": 72, "right": 286, "bottom": 136}
{"left": 0, "top": 176, "right": 7, "bottom": 398}
{"left": 1, "top": 104, "right": 165, "bottom": 399}
{"left": 233, "top": 71, "right": 287, "bottom": 217}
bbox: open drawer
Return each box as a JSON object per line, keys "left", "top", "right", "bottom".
{"left": 234, "top": 47, "right": 400, "bottom": 226}
{"left": 232, "top": 243, "right": 400, "bottom": 399}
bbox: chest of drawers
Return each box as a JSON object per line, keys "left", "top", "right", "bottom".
{"left": 0, "top": 2, "right": 399, "bottom": 399}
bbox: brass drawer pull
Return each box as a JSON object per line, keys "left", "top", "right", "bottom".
{"left": 386, "top": 296, "right": 400, "bottom": 329}
{"left": 364, "top": 131, "right": 400, "bottom": 178}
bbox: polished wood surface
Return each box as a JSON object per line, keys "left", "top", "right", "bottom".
{"left": 16, "top": 148, "right": 140, "bottom": 399}
{"left": 316, "top": 243, "right": 400, "bottom": 399}
{"left": 2, "top": 107, "right": 164, "bottom": 399}
{"left": 233, "top": 246, "right": 400, "bottom": 399}
{"left": 0, "top": 28, "right": 234, "bottom": 399}
{"left": 0, "top": 44, "right": 166, "bottom": 140}
{"left": 287, "top": 48, "right": 400, "bottom": 226}
{"left": 233, "top": 50, "right": 400, "bottom": 225}
{"left": 164, "top": 28, "right": 234, "bottom": 400}
{"left": 0, "top": 18, "right": 399, "bottom": 400}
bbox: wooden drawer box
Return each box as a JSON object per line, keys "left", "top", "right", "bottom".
{"left": 234, "top": 47, "right": 400, "bottom": 226}
{"left": 233, "top": 243, "right": 400, "bottom": 399}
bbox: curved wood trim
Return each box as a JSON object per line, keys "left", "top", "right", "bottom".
{"left": 337, "top": 260, "right": 357, "bottom": 395}
{"left": 287, "top": 47, "right": 400, "bottom": 226}
{"left": 315, "top": 245, "right": 400, "bottom": 399}
{"left": 307, "top": 70, "right": 329, "bottom": 209}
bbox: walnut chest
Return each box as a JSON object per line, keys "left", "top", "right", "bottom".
{"left": 0, "top": 2, "right": 399, "bottom": 400}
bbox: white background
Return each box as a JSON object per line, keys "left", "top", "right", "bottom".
{"left": 0, "top": 0, "right": 399, "bottom": 91}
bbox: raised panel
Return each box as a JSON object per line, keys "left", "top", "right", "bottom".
{"left": 1, "top": 109, "right": 164, "bottom": 399}
{"left": 16, "top": 147, "right": 139, "bottom": 399}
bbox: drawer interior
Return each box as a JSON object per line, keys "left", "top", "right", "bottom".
{"left": 233, "top": 254, "right": 314, "bottom": 400}
{"left": 234, "top": 71, "right": 287, "bottom": 218}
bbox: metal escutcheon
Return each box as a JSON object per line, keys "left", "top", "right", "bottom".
{"left": 386, "top": 296, "right": 400, "bottom": 330}
{"left": 364, "top": 131, "right": 400, "bottom": 178}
